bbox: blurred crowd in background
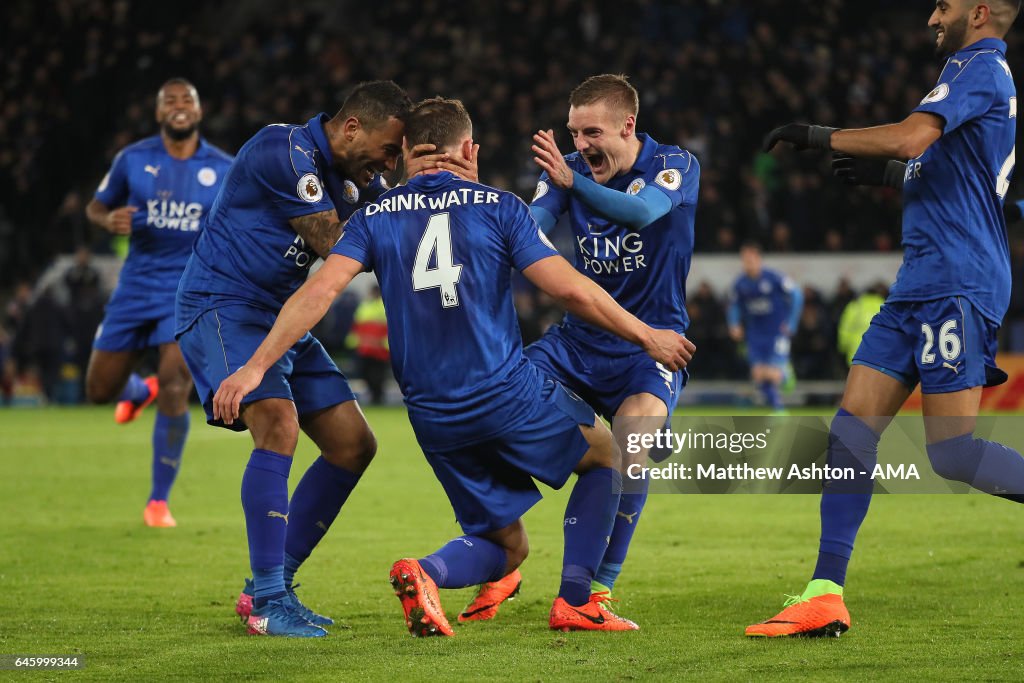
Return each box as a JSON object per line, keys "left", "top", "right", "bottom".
{"left": 4, "top": 0, "right": 1024, "bottom": 403}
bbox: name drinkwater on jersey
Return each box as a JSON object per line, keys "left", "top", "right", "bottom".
{"left": 146, "top": 198, "right": 203, "bottom": 231}
{"left": 365, "top": 189, "right": 500, "bottom": 216}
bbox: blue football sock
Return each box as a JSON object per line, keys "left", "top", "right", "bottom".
{"left": 252, "top": 566, "right": 286, "bottom": 609}
{"left": 117, "top": 373, "right": 151, "bottom": 404}
{"left": 419, "top": 536, "right": 508, "bottom": 589}
{"left": 283, "top": 456, "right": 361, "bottom": 586}
{"left": 241, "top": 449, "right": 292, "bottom": 607}
{"left": 927, "top": 434, "right": 1024, "bottom": 499}
{"left": 813, "top": 409, "right": 878, "bottom": 586}
{"left": 559, "top": 467, "right": 621, "bottom": 606}
{"left": 595, "top": 476, "right": 649, "bottom": 590}
{"left": 283, "top": 552, "right": 302, "bottom": 591}
{"left": 760, "top": 381, "right": 783, "bottom": 411}
{"left": 149, "top": 411, "right": 189, "bottom": 502}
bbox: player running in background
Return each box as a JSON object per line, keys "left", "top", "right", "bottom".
{"left": 749, "top": 0, "right": 1021, "bottom": 637}
{"left": 462, "top": 74, "right": 697, "bottom": 621}
{"left": 211, "top": 97, "right": 695, "bottom": 636}
{"left": 84, "top": 79, "right": 233, "bottom": 528}
{"left": 176, "top": 82, "right": 473, "bottom": 638}
{"left": 727, "top": 242, "right": 803, "bottom": 411}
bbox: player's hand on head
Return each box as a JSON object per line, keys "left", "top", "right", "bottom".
{"left": 212, "top": 365, "right": 264, "bottom": 426}
{"left": 729, "top": 325, "right": 743, "bottom": 342}
{"left": 532, "top": 129, "right": 573, "bottom": 189}
{"left": 644, "top": 329, "right": 695, "bottom": 372}
{"left": 106, "top": 206, "right": 138, "bottom": 235}
{"left": 437, "top": 143, "right": 480, "bottom": 183}
{"left": 404, "top": 144, "right": 446, "bottom": 180}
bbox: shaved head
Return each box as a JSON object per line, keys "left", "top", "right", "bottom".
{"left": 987, "top": 0, "right": 1022, "bottom": 34}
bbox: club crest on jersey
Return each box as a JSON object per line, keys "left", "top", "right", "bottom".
{"left": 627, "top": 178, "right": 646, "bottom": 195}
{"left": 197, "top": 167, "right": 217, "bottom": 187}
{"left": 532, "top": 180, "right": 549, "bottom": 202}
{"left": 297, "top": 173, "right": 322, "bottom": 203}
{"left": 655, "top": 169, "right": 681, "bottom": 191}
{"left": 921, "top": 83, "right": 949, "bottom": 105}
{"left": 342, "top": 180, "right": 360, "bottom": 204}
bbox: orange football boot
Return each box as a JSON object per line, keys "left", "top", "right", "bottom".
{"left": 114, "top": 375, "right": 159, "bottom": 424}
{"left": 745, "top": 593, "right": 850, "bottom": 638}
{"left": 389, "top": 559, "right": 454, "bottom": 637}
{"left": 458, "top": 569, "right": 522, "bottom": 622}
{"left": 549, "top": 592, "right": 639, "bottom": 632}
{"left": 143, "top": 500, "right": 177, "bottom": 528}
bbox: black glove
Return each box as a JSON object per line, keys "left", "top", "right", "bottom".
{"left": 763, "top": 124, "right": 838, "bottom": 152}
{"left": 1005, "top": 201, "right": 1024, "bottom": 223}
{"left": 831, "top": 154, "right": 906, "bottom": 189}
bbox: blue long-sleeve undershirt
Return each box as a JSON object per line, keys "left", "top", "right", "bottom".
{"left": 529, "top": 172, "right": 674, "bottom": 234}
{"left": 570, "top": 171, "right": 673, "bottom": 230}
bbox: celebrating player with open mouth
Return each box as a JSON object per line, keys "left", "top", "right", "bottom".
{"left": 85, "top": 79, "right": 233, "bottom": 528}
{"left": 459, "top": 75, "right": 699, "bottom": 625}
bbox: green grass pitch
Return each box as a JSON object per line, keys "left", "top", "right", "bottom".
{"left": 2, "top": 406, "right": 1023, "bottom": 681}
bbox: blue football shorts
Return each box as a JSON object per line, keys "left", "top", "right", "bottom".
{"left": 853, "top": 297, "right": 1007, "bottom": 394}
{"left": 93, "top": 289, "right": 176, "bottom": 352}
{"left": 176, "top": 304, "right": 356, "bottom": 431}
{"left": 416, "top": 378, "right": 595, "bottom": 536}
{"left": 525, "top": 324, "right": 687, "bottom": 420}
{"left": 746, "top": 334, "right": 790, "bottom": 368}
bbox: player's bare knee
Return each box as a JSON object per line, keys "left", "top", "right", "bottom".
{"left": 322, "top": 429, "right": 377, "bottom": 473}
{"left": 156, "top": 380, "right": 191, "bottom": 415}
{"left": 576, "top": 420, "right": 620, "bottom": 472}
{"left": 597, "top": 419, "right": 621, "bottom": 467}
{"left": 85, "top": 375, "right": 117, "bottom": 404}
{"left": 246, "top": 402, "right": 301, "bottom": 455}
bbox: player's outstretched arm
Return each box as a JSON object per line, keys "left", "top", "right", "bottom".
{"left": 532, "top": 129, "right": 673, "bottom": 230}
{"left": 522, "top": 255, "right": 695, "bottom": 371}
{"left": 764, "top": 112, "right": 943, "bottom": 161}
{"left": 832, "top": 113, "right": 943, "bottom": 160}
{"left": 212, "top": 254, "right": 363, "bottom": 424}
{"left": 289, "top": 210, "right": 346, "bottom": 259}
{"left": 85, "top": 198, "right": 136, "bottom": 235}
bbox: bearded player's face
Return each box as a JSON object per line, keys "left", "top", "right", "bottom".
{"left": 156, "top": 82, "right": 202, "bottom": 141}
{"left": 929, "top": 0, "right": 971, "bottom": 57}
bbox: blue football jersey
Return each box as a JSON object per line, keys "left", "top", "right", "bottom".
{"left": 529, "top": 133, "right": 698, "bottom": 354}
{"left": 95, "top": 136, "right": 233, "bottom": 295}
{"left": 332, "top": 172, "right": 559, "bottom": 447}
{"left": 176, "top": 114, "right": 386, "bottom": 332}
{"left": 730, "top": 269, "right": 798, "bottom": 337}
{"left": 894, "top": 37, "right": 1016, "bottom": 324}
